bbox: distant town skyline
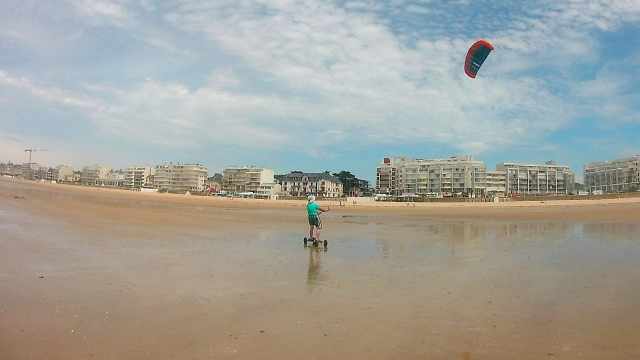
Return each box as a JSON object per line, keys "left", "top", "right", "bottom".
{"left": 1, "top": 153, "right": 610, "bottom": 186}
{"left": 7, "top": 154, "right": 640, "bottom": 197}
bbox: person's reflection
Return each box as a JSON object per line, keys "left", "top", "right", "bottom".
{"left": 306, "top": 245, "right": 327, "bottom": 291}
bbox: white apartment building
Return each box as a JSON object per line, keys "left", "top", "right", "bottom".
{"left": 124, "top": 166, "right": 155, "bottom": 188}
{"left": 281, "top": 171, "right": 343, "bottom": 197}
{"left": 222, "top": 166, "right": 275, "bottom": 193}
{"left": 81, "top": 165, "right": 112, "bottom": 186}
{"left": 584, "top": 155, "right": 640, "bottom": 193}
{"left": 48, "top": 165, "right": 74, "bottom": 182}
{"left": 486, "top": 171, "right": 507, "bottom": 196}
{"left": 257, "top": 183, "right": 283, "bottom": 199}
{"left": 154, "top": 163, "right": 208, "bottom": 192}
{"left": 376, "top": 156, "right": 487, "bottom": 196}
{"left": 497, "top": 161, "right": 574, "bottom": 195}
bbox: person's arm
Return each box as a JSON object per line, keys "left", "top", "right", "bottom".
{"left": 318, "top": 206, "right": 331, "bottom": 213}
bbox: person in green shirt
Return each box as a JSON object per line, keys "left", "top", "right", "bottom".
{"left": 306, "top": 195, "right": 330, "bottom": 241}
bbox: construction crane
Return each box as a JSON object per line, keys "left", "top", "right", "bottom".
{"left": 24, "top": 149, "right": 48, "bottom": 180}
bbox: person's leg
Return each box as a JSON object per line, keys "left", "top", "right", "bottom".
{"left": 309, "top": 224, "right": 314, "bottom": 239}
{"left": 315, "top": 217, "right": 322, "bottom": 240}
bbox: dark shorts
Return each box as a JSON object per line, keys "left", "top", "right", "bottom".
{"left": 308, "top": 215, "right": 322, "bottom": 228}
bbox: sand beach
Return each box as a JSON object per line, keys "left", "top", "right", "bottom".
{"left": 1, "top": 177, "right": 640, "bottom": 359}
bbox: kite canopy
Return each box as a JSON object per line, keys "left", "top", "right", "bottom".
{"left": 464, "top": 40, "right": 494, "bottom": 78}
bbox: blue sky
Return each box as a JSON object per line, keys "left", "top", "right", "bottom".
{"left": 1, "top": 0, "right": 640, "bottom": 183}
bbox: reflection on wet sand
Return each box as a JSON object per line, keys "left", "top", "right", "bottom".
{"left": 373, "top": 220, "right": 578, "bottom": 261}
{"left": 306, "top": 245, "right": 328, "bottom": 292}
{"left": 583, "top": 222, "right": 640, "bottom": 241}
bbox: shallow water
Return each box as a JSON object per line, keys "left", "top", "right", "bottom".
{"left": 1, "top": 187, "right": 639, "bottom": 359}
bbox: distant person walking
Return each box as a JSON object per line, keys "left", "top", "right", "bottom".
{"left": 307, "top": 195, "right": 330, "bottom": 241}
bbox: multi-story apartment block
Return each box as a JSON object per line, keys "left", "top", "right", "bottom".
{"left": 497, "top": 161, "right": 574, "bottom": 195}
{"left": 584, "top": 155, "right": 640, "bottom": 193}
{"left": 34, "top": 166, "right": 48, "bottom": 181}
{"left": 48, "top": 165, "right": 74, "bottom": 182}
{"left": 154, "top": 163, "right": 208, "bottom": 192}
{"left": 21, "top": 163, "right": 45, "bottom": 180}
{"left": 485, "top": 171, "right": 507, "bottom": 196}
{"left": 124, "top": 166, "right": 155, "bottom": 188}
{"left": 376, "top": 156, "right": 487, "bottom": 196}
{"left": 81, "top": 165, "right": 112, "bottom": 186}
{"left": 376, "top": 158, "right": 401, "bottom": 195}
{"left": 222, "top": 166, "right": 275, "bottom": 193}
{"left": 281, "top": 171, "right": 343, "bottom": 197}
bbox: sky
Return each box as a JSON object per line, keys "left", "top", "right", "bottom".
{"left": 1, "top": 0, "right": 640, "bottom": 183}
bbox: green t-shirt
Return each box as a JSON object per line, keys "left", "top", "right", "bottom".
{"left": 307, "top": 202, "right": 319, "bottom": 216}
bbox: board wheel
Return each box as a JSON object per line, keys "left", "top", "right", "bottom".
{"left": 304, "top": 237, "right": 308, "bottom": 245}
{"left": 323, "top": 240, "right": 328, "bottom": 247}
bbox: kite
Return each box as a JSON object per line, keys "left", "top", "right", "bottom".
{"left": 464, "top": 40, "right": 494, "bottom": 78}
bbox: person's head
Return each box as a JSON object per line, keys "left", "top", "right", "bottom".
{"left": 308, "top": 194, "right": 315, "bottom": 203}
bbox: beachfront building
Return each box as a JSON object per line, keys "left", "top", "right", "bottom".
{"left": 154, "top": 163, "right": 208, "bottom": 192}
{"left": 376, "top": 158, "right": 402, "bottom": 195}
{"left": 485, "top": 171, "right": 507, "bottom": 197}
{"left": 95, "top": 171, "right": 125, "bottom": 187}
{"left": 124, "top": 166, "right": 155, "bottom": 188}
{"left": 281, "top": 171, "right": 343, "bottom": 198}
{"left": 47, "top": 165, "right": 74, "bottom": 182}
{"left": 20, "top": 163, "right": 34, "bottom": 180}
{"left": 497, "top": 161, "right": 575, "bottom": 196}
{"left": 21, "top": 163, "right": 46, "bottom": 180}
{"left": 376, "top": 156, "right": 487, "bottom": 197}
{"left": 81, "top": 165, "right": 112, "bottom": 186}
{"left": 221, "top": 166, "right": 275, "bottom": 194}
{"left": 584, "top": 155, "right": 640, "bottom": 193}
{"left": 34, "top": 166, "right": 48, "bottom": 181}
{"left": 256, "top": 183, "right": 283, "bottom": 199}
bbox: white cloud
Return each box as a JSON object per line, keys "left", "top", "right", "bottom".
{"left": 0, "top": 71, "right": 103, "bottom": 110}
{"left": 138, "top": 0, "right": 155, "bottom": 12}
{"left": 0, "top": 0, "right": 590, "bottom": 156}
{"left": 405, "top": 4, "right": 429, "bottom": 14}
{"left": 570, "top": 49, "right": 640, "bottom": 124}
{"left": 2, "top": 0, "right": 640, "bottom": 171}
{"left": 71, "top": 0, "right": 135, "bottom": 26}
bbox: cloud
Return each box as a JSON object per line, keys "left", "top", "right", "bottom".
{"left": 0, "top": 71, "right": 103, "bottom": 110}
{"left": 71, "top": 0, "right": 135, "bottom": 27}
{"left": 405, "top": 4, "right": 430, "bottom": 14}
{"left": 161, "top": 0, "right": 619, "bottom": 150}
{"left": 571, "top": 49, "right": 640, "bottom": 124}
{"left": 0, "top": 0, "right": 605, "bottom": 155}
{"left": 2, "top": 0, "right": 640, "bottom": 174}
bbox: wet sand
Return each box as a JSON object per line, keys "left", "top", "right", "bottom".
{"left": 1, "top": 178, "right": 640, "bottom": 359}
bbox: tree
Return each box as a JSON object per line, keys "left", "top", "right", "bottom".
{"left": 332, "top": 171, "right": 357, "bottom": 196}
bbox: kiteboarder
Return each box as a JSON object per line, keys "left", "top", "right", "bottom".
{"left": 307, "top": 195, "right": 330, "bottom": 241}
